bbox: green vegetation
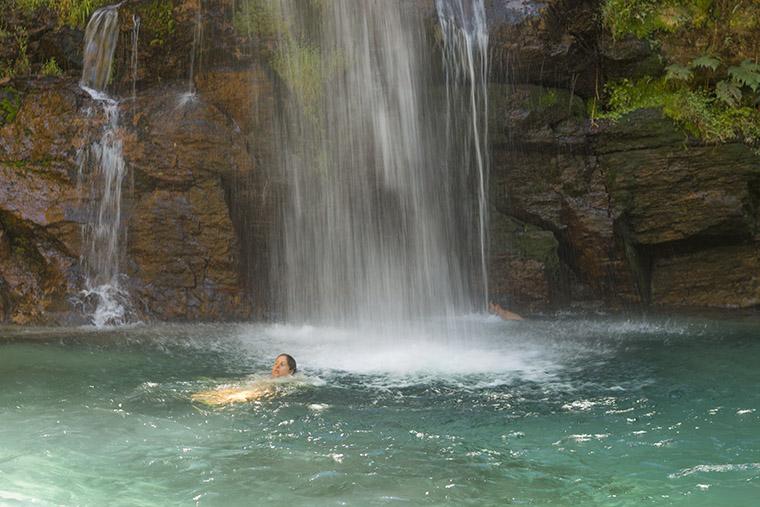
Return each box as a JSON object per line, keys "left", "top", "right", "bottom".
{"left": 232, "top": 0, "right": 284, "bottom": 41}
{"left": 0, "top": 86, "right": 22, "bottom": 125}
{"left": 0, "top": 0, "right": 108, "bottom": 78}
{"left": 233, "top": 0, "right": 340, "bottom": 120}
{"left": 600, "top": 71, "right": 760, "bottom": 145}
{"left": 598, "top": 0, "right": 760, "bottom": 147}
{"left": 0, "top": 28, "right": 30, "bottom": 79}
{"left": 537, "top": 88, "right": 558, "bottom": 108}
{"left": 271, "top": 41, "right": 323, "bottom": 115}
{"left": 139, "top": 0, "right": 175, "bottom": 47}
{"left": 11, "top": 0, "right": 108, "bottom": 28}
{"left": 40, "top": 57, "right": 63, "bottom": 77}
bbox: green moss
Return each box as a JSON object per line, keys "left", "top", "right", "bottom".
{"left": 537, "top": 88, "right": 558, "bottom": 108}
{"left": 490, "top": 214, "right": 560, "bottom": 280}
{"left": 139, "top": 0, "right": 176, "bottom": 47}
{"left": 599, "top": 0, "right": 760, "bottom": 149}
{"left": 231, "top": 0, "right": 342, "bottom": 122}
{"left": 233, "top": 0, "right": 284, "bottom": 41}
{"left": 602, "top": 0, "right": 677, "bottom": 40}
{"left": 233, "top": 0, "right": 324, "bottom": 40}
{"left": 597, "top": 77, "right": 760, "bottom": 146}
{"left": 0, "top": 87, "right": 22, "bottom": 126}
{"left": 271, "top": 42, "right": 340, "bottom": 118}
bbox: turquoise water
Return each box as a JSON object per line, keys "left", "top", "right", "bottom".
{"left": 1, "top": 316, "right": 758, "bottom": 506}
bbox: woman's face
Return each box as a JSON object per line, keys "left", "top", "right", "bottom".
{"left": 271, "top": 355, "right": 293, "bottom": 377}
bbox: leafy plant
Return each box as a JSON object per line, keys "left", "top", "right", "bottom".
{"left": 233, "top": 0, "right": 339, "bottom": 122}
{"left": 233, "top": 0, "right": 284, "bottom": 40}
{"left": 664, "top": 63, "right": 692, "bottom": 81}
{"left": 598, "top": 77, "right": 760, "bottom": 145}
{"left": 728, "top": 60, "right": 760, "bottom": 92}
{"left": 0, "top": 86, "right": 22, "bottom": 125}
{"left": 40, "top": 57, "right": 63, "bottom": 77}
{"left": 690, "top": 54, "right": 721, "bottom": 71}
{"left": 140, "top": 0, "right": 175, "bottom": 47}
{"left": 12, "top": 28, "right": 30, "bottom": 76}
{"left": 599, "top": 0, "right": 760, "bottom": 148}
{"left": 716, "top": 80, "right": 742, "bottom": 107}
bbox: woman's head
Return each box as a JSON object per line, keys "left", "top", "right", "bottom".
{"left": 272, "top": 353, "right": 297, "bottom": 377}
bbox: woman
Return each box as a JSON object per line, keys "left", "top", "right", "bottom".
{"left": 191, "top": 353, "right": 297, "bottom": 405}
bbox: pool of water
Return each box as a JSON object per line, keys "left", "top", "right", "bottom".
{"left": 1, "top": 316, "right": 758, "bottom": 506}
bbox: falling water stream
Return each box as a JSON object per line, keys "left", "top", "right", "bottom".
{"left": 187, "top": 1, "right": 202, "bottom": 96}
{"left": 271, "top": 0, "right": 490, "bottom": 333}
{"left": 78, "top": 4, "right": 132, "bottom": 326}
{"left": 131, "top": 14, "right": 141, "bottom": 109}
{"left": 436, "top": 0, "right": 490, "bottom": 310}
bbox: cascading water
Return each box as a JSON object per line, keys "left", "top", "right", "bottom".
{"left": 78, "top": 4, "right": 132, "bottom": 327}
{"left": 81, "top": 4, "right": 121, "bottom": 91}
{"left": 269, "top": 0, "right": 489, "bottom": 333}
{"left": 179, "top": 0, "right": 203, "bottom": 106}
{"left": 436, "top": 0, "right": 490, "bottom": 312}
{"left": 130, "top": 14, "right": 140, "bottom": 109}
{"left": 188, "top": 1, "right": 202, "bottom": 95}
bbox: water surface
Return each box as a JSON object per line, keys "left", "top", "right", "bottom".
{"left": 1, "top": 316, "right": 758, "bottom": 505}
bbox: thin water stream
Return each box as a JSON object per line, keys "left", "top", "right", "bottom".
{"left": 78, "top": 4, "right": 132, "bottom": 326}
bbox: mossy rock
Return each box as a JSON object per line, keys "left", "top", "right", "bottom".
{"left": 489, "top": 84, "right": 587, "bottom": 146}
{"left": 490, "top": 211, "right": 559, "bottom": 270}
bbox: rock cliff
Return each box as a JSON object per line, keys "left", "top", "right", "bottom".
{"left": 0, "top": 0, "right": 757, "bottom": 323}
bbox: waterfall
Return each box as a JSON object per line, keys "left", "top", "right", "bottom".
{"left": 78, "top": 4, "right": 132, "bottom": 326}
{"left": 268, "top": 0, "right": 489, "bottom": 332}
{"left": 436, "top": 0, "right": 491, "bottom": 311}
{"left": 81, "top": 5, "right": 120, "bottom": 91}
{"left": 131, "top": 14, "right": 140, "bottom": 109}
{"left": 184, "top": 1, "right": 203, "bottom": 101}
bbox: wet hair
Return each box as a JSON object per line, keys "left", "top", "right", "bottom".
{"left": 278, "top": 353, "right": 297, "bottom": 374}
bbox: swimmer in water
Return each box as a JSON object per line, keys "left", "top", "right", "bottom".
{"left": 191, "top": 354, "right": 297, "bottom": 406}
{"left": 489, "top": 302, "right": 523, "bottom": 321}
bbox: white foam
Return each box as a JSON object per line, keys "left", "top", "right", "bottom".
{"left": 238, "top": 322, "right": 562, "bottom": 381}
{"left": 669, "top": 463, "right": 760, "bottom": 479}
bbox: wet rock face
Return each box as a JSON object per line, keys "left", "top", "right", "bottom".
{"left": 598, "top": 111, "right": 760, "bottom": 245}
{"left": 0, "top": 81, "right": 95, "bottom": 324}
{"left": 485, "top": 0, "right": 760, "bottom": 313}
{"left": 121, "top": 83, "right": 254, "bottom": 321}
{"left": 123, "top": 85, "right": 249, "bottom": 187}
{"left": 127, "top": 180, "right": 248, "bottom": 321}
{"left": 0, "top": 77, "right": 254, "bottom": 324}
{"left": 488, "top": 82, "right": 760, "bottom": 312}
{"left": 488, "top": 0, "right": 663, "bottom": 98}
{"left": 488, "top": 212, "right": 560, "bottom": 312}
{"left": 651, "top": 245, "right": 760, "bottom": 309}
